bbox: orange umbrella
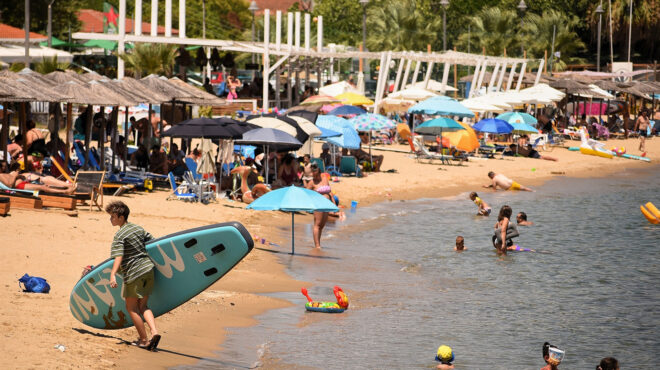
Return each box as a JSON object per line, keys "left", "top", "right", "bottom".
{"left": 444, "top": 122, "right": 479, "bottom": 152}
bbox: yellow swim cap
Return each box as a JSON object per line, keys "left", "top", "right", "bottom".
{"left": 436, "top": 345, "right": 453, "bottom": 363}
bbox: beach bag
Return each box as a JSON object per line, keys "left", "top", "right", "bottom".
{"left": 18, "top": 273, "right": 51, "bottom": 293}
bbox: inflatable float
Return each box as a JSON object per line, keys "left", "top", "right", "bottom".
{"left": 301, "top": 286, "right": 349, "bottom": 313}
{"left": 577, "top": 128, "right": 614, "bottom": 158}
{"left": 640, "top": 202, "right": 660, "bottom": 224}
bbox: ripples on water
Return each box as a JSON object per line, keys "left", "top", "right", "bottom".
{"left": 188, "top": 168, "right": 660, "bottom": 369}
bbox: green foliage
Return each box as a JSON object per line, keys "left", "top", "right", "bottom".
{"left": 9, "top": 63, "right": 26, "bottom": 72}
{"left": 198, "top": 106, "right": 213, "bottom": 118}
{"left": 313, "top": 0, "right": 365, "bottom": 46}
{"left": 34, "top": 56, "right": 70, "bottom": 74}
{"left": 0, "top": 0, "right": 84, "bottom": 41}
{"left": 366, "top": 0, "right": 442, "bottom": 51}
{"left": 119, "top": 43, "right": 178, "bottom": 78}
{"left": 456, "top": 7, "right": 522, "bottom": 56}
{"left": 523, "top": 10, "right": 586, "bottom": 71}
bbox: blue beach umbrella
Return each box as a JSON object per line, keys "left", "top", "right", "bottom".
{"left": 316, "top": 115, "right": 353, "bottom": 130}
{"left": 325, "top": 126, "right": 361, "bottom": 149}
{"left": 317, "top": 126, "right": 342, "bottom": 138}
{"left": 497, "top": 111, "right": 538, "bottom": 126}
{"left": 247, "top": 186, "right": 339, "bottom": 254}
{"left": 328, "top": 105, "right": 366, "bottom": 116}
{"left": 414, "top": 117, "right": 464, "bottom": 135}
{"left": 472, "top": 118, "right": 514, "bottom": 134}
{"left": 408, "top": 96, "right": 475, "bottom": 118}
{"left": 510, "top": 122, "right": 539, "bottom": 134}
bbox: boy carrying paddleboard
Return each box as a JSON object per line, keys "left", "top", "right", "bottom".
{"left": 106, "top": 201, "right": 161, "bottom": 351}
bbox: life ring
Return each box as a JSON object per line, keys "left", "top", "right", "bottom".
{"left": 640, "top": 202, "right": 660, "bottom": 224}
{"left": 301, "top": 286, "right": 349, "bottom": 313}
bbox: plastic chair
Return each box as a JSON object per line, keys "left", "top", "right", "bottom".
{"left": 339, "top": 156, "right": 359, "bottom": 176}
{"left": 167, "top": 172, "right": 196, "bottom": 201}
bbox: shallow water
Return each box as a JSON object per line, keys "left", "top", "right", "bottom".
{"left": 182, "top": 166, "right": 660, "bottom": 369}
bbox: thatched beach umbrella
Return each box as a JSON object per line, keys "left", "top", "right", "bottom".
{"left": 168, "top": 77, "right": 226, "bottom": 106}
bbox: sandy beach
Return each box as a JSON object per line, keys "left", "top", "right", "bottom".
{"left": 0, "top": 137, "right": 657, "bottom": 369}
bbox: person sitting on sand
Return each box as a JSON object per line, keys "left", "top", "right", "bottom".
{"left": 516, "top": 212, "right": 534, "bottom": 226}
{"left": 305, "top": 163, "right": 331, "bottom": 249}
{"left": 454, "top": 236, "right": 467, "bottom": 251}
{"left": 274, "top": 153, "right": 299, "bottom": 188}
{"left": 469, "top": 191, "right": 491, "bottom": 216}
{"left": 0, "top": 163, "right": 76, "bottom": 194}
{"left": 513, "top": 135, "right": 558, "bottom": 161}
{"left": 106, "top": 201, "right": 161, "bottom": 351}
{"left": 230, "top": 165, "right": 270, "bottom": 204}
{"left": 484, "top": 171, "right": 533, "bottom": 192}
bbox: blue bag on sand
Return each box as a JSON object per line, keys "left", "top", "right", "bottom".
{"left": 18, "top": 274, "right": 51, "bottom": 293}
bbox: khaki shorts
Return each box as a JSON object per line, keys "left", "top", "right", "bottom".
{"left": 123, "top": 269, "right": 154, "bottom": 299}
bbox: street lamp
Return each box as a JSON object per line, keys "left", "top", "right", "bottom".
{"left": 249, "top": 1, "right": 259, "bottom": 65}
{"left": 517, "top": 0, "right": 527, "bottom": 56}
{"left": 595, "top": 2, "right": 604, "bottom": 72}
{"left": 440, "top": 0, "right": 449, "bottom": 51}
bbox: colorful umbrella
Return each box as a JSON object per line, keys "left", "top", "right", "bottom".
{"left": 320, "top": 103, "right": 343, "bottom": 114}
{"left": 348, "top": 113, "right": 396, "bottom": 131}
{"left": 472, "top": 118, "right": 514, "bottom": 134}
{"left": 335, "top": 92, "right": 374, "bottom": 106}
{"left": 497, "top": 112, "right": 538, "bottom": 126}
{"left": 247, "top": 186, "right": 338, "bottom": 254}
{"left": 301, "top": 95, "right": 342, "bottom": 106}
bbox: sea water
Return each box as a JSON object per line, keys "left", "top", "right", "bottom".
{"left": 183, "top": 167, "right": 660, "bottom": 369}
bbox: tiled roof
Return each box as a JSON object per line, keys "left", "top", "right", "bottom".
{"left": 0, "top": 23, "right": 47, "bottom": 42}
{"left": 253, "top": 0, "right": 310, "bottom": 14}
{"left": 77, "top": 9, "right": 179, "bottom": 35}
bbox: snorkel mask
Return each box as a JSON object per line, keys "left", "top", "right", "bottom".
{"left": 435, "top": 345, "right": 454, "bottom": 364}
{"left": 547, "top": 347, "right": 565, "bottom": 366}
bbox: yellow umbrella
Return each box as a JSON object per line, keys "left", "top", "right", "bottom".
{"left": 444, "top": 122, "right": 479, "bottom": 152}
{"left": 335, "top": 92, "right": 374, "bottom": 106}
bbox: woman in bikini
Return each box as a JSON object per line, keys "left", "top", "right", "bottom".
{"left": 305, "top": 163, "right": 331, "bottom": 249}
{"left": 0, "top": 166, "right": 76, "bottom": 195}
{"left": 275, "top": 153, "right": 299, "bottom": 188}
{"left": 230, "top": 165, "right": 270, "bottom": 204}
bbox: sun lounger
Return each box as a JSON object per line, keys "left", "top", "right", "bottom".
{"left": 167, "top": 172, "right": 196, "bottom": 202}
{"left": 409, "top": 137, "right": 454, "bottom": 165}
{"left": 0, "top": 189, "right": 43, "bottom": 209}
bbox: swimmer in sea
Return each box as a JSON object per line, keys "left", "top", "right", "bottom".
{"left": 493, "top": 205, "right": 519, "bottom": 254}
{"left": 484, "top": 171, "right": 533, "bottom": 192}
{"left": 469, "top": 191, "right": 492, "bottom": 216}
{"left": 454, "top": 236, "right": 467, "bottom": 251}
{"left": 435, "top": 345, "right": 455, "bottom": 370}
{"left": 516, "top": 212, "right": 534, "bottom": 226}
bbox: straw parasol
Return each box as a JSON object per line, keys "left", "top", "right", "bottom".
{"left": 168, "top": 77, "right": 227, "bottom": 106}
{"left": 87, "top": 80, "right": 137, "bottom": 107}
{"left": 113, "top": 77, "right": 171, "bottom": 104}
{"left": 59, "top": 81, "right": 110, "bottom": 105}
{"left": 140, "top": 74, "right": 195, "bottom": 101}
{"left": 549, "top": 79, "right": 594, "bottom": 95}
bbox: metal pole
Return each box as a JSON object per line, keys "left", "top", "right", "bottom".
{"left": 442, "top": 8, "right": 447, "bottom": 51}
{"left": 202, "top": 0, "right": 206, "bottom": 39}
{"left": 597, "top": 2, "right": 603, "bottom": 72}
{"left": 48, "top": 1, "right": 54, "bottom": 48}
{"left": 627, "top": 0, "right": 632, "bottom": 62}
{"left": 24, "top": 0, "right": 30, "bottom": 67}
{"left": 608, "top": 0, "right": 614, "bottom": 67}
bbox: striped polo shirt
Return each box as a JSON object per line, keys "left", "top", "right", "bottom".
{"left": 110, "top": 222, "right": 155, "bottom": 284}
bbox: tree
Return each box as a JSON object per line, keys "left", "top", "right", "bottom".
{"left": 313, "top": 0, "right": 366, "bottom": 46}
{"left": 366, "top": 0, "right": 441, "bottom": 52}
{"left": 119, "top": 43, "right": 177, "bottom": 78}
{"left": 523, "top": 10, "right": 586, "bottom": 71}
{"left": 455, "top": 7, "right": 521, "bottom": 57}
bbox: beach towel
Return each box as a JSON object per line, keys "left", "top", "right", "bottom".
{"left": 18, "top": 274, "right": 50, "bottom": 293}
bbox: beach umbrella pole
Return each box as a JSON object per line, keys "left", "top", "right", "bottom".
{"left": 291, "top": 212, "right": 295, "bottom": 255}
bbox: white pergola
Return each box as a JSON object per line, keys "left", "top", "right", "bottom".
{"left": 73, "top": 0, "right": 543, "bottom": 112}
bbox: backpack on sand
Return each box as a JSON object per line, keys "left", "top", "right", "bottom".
{"left": 18, "top": 274, "right": 51, "bottom": 293}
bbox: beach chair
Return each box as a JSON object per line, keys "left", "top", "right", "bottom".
{"left": 339, "top": 156, "right": 360, "bottom": 176}
{"left": 167, "top": 172, "right": 197, "bottom": 201}
{"left": 410, "top": 137, "right": 451, "bottom": 165}
{"left": 184, "top": 157, "right": 204, "bottom": 181}
{"left": 311, "top": 157, "right": 325, "bottom": 173}
{"left": 73, "top": 170, "right": 105, "bottom": 211}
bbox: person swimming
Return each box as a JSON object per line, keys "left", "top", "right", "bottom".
{"left": 493, "top": 205, "right": 519, "bottom": 254}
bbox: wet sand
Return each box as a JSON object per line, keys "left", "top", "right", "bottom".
{"left": 0, "top": 137, "right": 657, "bottom": 368}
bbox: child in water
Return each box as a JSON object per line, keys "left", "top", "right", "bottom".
{"left": 435, "top": 345, "right": 455, "bottom": 369}
{"left": 454, "top": 236, "right": 467, "bottom": 251}
{"left": 541, "top": 342, "right": 564, "bottom": 370}
{"left": 469, "top": 191, "right": 491, "bottom": 216}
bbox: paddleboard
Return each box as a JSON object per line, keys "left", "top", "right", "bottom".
{"left": 622, "top": 153, "right": 651, "bottom": 162}
{"left": 69, "top": 222, "right": 253, "bottom": 329}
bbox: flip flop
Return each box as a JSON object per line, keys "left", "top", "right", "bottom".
{"left": 130, "top": 340, "right": 149, "bottom": 349}
{"left": 146, "top": 334, "right": 161, "bottom": 351}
